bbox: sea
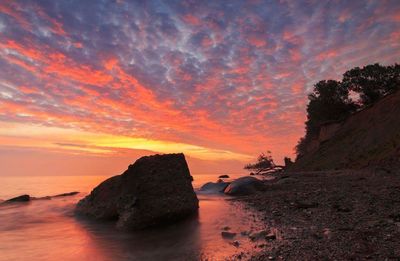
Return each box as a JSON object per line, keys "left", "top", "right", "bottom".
{"left": 0, "top": 174, "right": 266, "bottom": 261}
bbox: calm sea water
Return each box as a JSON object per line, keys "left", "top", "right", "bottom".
{"left": 0, "top": 174, "right": 265, "bottom": 261}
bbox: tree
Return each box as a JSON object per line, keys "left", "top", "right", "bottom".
{"left": 306, "top": 80, "right": 357, "bottom": 134}
{"left": 342, "top": 63, "right": 400, "bottom": 106}
{"left": 244, "top": 152, "right": 283, "bottom": 174}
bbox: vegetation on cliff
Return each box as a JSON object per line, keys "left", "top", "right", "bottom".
{"left": 296, "top": 63, "right": 400, "bottom": 158}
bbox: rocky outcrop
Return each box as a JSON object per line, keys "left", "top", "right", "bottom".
{"left": 1, "top": 192, "right": 80, "bottom": 205}
{"left": 224, "top": 177, "right": 265, "bottom": 196}
{"left": 218, "top": 175, "right": 230, "bottom": 178}
{"left": 75, "top": 153, "right": 199, "bottom": 230}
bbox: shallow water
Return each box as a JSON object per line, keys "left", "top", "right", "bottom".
{"left": 0, "top": 175, "right": 265, "bottom": 261}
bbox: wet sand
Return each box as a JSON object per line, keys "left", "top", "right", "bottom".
{"left": 236, "top": 169, "right": 400, "bottom": 260}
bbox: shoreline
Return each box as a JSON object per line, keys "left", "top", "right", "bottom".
{"left": 235, "top": 169, "right": 400, "bottom": 260}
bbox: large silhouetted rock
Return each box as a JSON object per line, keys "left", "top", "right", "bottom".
{"left": 76, "top": 153, "right": 199, "bottom": 230}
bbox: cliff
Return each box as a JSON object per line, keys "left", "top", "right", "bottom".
{"left": 291, "top": 90, "right": 400, "bottom": 171}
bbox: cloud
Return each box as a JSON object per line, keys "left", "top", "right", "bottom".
{"left": 0, "top": 0, "right": 399, "bottom": 172}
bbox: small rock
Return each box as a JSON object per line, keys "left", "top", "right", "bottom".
{"left": 53, "top": 191, "right": 79, "bottom": 197}
{"left": 221, "top": 231, "right": 237, "bottom": 239}
{"left": 231, "top": 240, "right": 240, "bottom": 247}
{"left": 295, "top": 200, "right": 318, "bottom": 209}
{"left": 249, "top": 230, "right": 268, "bottom": 241}
{"left": 276, "top": 177, "right": 297, "bottom": 185}
{"left": 265, "top": 233, "right": 276, "bottom": 240}
{"left": 333, "top": 204, "right": 352, "bottom": 212}
{"left": 323, "top": 228, "right": 332, "bottom": 239}
{"left": 241, "top": 231, "right": 250, "bottom": 236}
{"left": 218, "top": 174, "right": 230, "bottom": 178}
{"left": 222, "top": 226, "right": 231, "bottom": 231}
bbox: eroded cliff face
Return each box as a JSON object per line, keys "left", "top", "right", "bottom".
{"left": 302, "top": 121, "right": 343, "bottom": 154}
{"left": 292, "top": 90, "right": 400, "bottom": 171}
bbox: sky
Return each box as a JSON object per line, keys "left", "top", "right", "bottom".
{"left": 0, "top": 0, "right": 399, "bottom": 176}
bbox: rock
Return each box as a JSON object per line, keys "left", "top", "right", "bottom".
{"left": 295, "top": 200, "right": 318, "bottom": 209}
{"left": 219, "top": 174, "right": 230, "bottom": 178}
{"left": 53, "top": 191, "right": 79, "bottom": 197}
{"left": 276, "top": 177, "right": 297, "bottom": 185}
{"left": 222, "top": 226, "right": 231, "bottom": 231}
{"left": 241, "top": 230, "right": 250, "bottom": 236}
{"left": 199, "top": 181, "right": 230, "bottom": 194}
{"left": 2, "top": 194, "right": 30, "bottom": 204}
{"left": 76, "top": 153, "right": 199, "bottom": 230}
{"left": 231, "top": 240, "right": 240, "bottom": 247}
{"left": 265, "top": 233, "right": 277, "bottom": 240}
{"left": 333, "top": 204, "right": 352, "bottom": 212}
{"left": 224, "top": 177, "right": 265, "bottom": 196}
{"left": 34, "top": 191, "right": 80, "bottom": 200}
{"left": 249, "top": 230, "right": 268, "bottom": 241}
{"left": 221, "top": 231, "right": 237, "bottom": 239}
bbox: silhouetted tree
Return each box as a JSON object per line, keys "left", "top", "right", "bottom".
{"left": 306, "top": 80, "right": 357, "bottom": 133}
{"left": 244, "top": 152, "right": 284, "bottom": 174}
{"left": 342, "top": 63, "right": 400, "bottom": 106}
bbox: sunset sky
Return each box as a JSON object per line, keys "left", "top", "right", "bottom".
{"left": 0, "top": 0, "right": 399, "bottom": 176}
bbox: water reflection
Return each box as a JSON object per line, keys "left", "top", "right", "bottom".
{"left": 0, "top": 175, "right": 265, "bottom": 261}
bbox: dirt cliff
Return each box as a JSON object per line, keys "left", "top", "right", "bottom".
{"left": 291, "top": 90, "right": 400, "bottom": 171}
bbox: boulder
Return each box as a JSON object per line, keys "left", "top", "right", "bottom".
{"left": 224, "top": 177, "right": 265, "bottom": 196}
{"left": 2, "top": 194, "right": 30, "bottom": 204}
{"left": 76, "top": 153, "right": 199, "bottom": 230}
{"left": 218, "top": 174, "right": 230, "bottom": 178}
{"left": 199, "top": 181, "right": 230, "bottom": 194}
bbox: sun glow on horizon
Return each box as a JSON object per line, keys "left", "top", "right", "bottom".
{"left": 0, "top": 122, "right": 252, "bottom": 161}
